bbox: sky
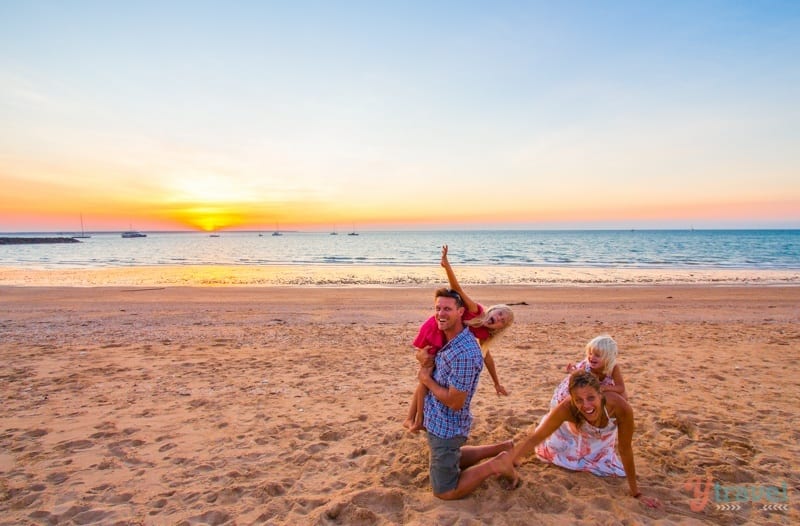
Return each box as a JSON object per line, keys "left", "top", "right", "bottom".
{"left": 1, "top": 1, "right": 798, "bottom": 232}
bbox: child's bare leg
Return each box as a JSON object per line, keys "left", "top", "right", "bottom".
{"left": 410, "top": 382, "right": 428, "bottom": 432}
{"left": 403, "top": 382, "right": 428, "bottom": 432}
{"left": 403, "top": 386, "right": 420, "bottom": 430}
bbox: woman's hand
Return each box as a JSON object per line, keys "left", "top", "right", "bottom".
{"left": 635, "top": 493, "right": 662, "bottom": 509}
{"left": 495, "top": 383, "right": 509, "bottom": 396}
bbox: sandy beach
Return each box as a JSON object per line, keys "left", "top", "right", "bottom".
{"left": 1, "top": 284, "right": 798, "bottom": 525}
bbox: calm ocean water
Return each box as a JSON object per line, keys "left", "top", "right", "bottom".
{"left": 1, "top": 230, "right": 798, "bottom": 286}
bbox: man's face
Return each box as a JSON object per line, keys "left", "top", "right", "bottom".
{"left": 435, "top": 296, "right": 463, "bottom": 332}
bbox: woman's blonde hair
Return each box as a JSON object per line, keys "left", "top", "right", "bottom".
{"left": 464, "top": 304, "right": 514, "bottom": 348}
{"left": 586, "top": 335, "right": 618, "bottom": 376}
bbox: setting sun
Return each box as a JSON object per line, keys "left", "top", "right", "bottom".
{"left": 166, "top": 206, "right": 246, "bottom": 231}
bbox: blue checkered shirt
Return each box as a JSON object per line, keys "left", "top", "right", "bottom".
{"left": 423, "top": 326, "right": 484, "bottom": 439}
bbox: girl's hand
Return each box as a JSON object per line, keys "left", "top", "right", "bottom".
{"left": 495, "top": 384, "right": 509, "bottom": 396}
{"left": 565, "top": 362, "right": 576, "bottom": 373}
{"left": 440, "top": 245, "right": 450, "bottom": 268}
{"left": 418, "top": 366, "right": 434, "bottom": 382}
{"left": 415, "top": 346, "right": 435, "bottom": 367}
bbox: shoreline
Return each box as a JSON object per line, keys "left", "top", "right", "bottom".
{"left": 1, "top": 264, "right": 798, "bottom": 287}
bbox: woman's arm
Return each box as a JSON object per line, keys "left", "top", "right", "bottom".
{"left": 510, "top": 402, "right": 571, "bottom": 464}
{"left": 483, "top": 350, "right": 508, "bottom": 395}
{"left": 612, "top": 395, "right": 638, "bottom": 496}
{"left": 609, "top": 394, "right": 660, "bottom": 508}
{"left": 441, "top": 245, "right": 479, "bottom": 314}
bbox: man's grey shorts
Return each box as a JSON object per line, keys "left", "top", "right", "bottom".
{"left": 427, "top": 433, "right": 467, "bottom": 495}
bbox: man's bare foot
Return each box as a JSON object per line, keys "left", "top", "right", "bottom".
{"left": 491, "top": 451, "right": 520, "bottom": 489}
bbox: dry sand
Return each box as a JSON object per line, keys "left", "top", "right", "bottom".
{"left": 1, "top": 285, "right": 798, "bottom": 525}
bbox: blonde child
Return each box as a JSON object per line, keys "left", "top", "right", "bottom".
{"left": 403, "top": 245, "right": 515, "bottom": 432}
{"left": 550, "top": 335, "right": 627, "bottom": 408}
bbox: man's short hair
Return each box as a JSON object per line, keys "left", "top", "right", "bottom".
{"left": 435, "top": 287, "right": 464, "bottom": 308}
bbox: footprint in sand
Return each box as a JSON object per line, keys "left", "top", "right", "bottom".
{"left": 319, "top": 429, "right": 346, "bottom": 441}
{"left": 23, "top": 429, "right": 48, "bottom": 438}
{"left": 55, "top": 439, "right": 94, "bottom": 453}
{"left": 257, "top": 479, "right": 293, "bottom": 499}
{"left": 181, "top": 510, "right": 232, "bottom": 526}
{"left": 158, "top": 442, "right": 177, "bottom": 452}
{"left": 305, "top": 442, "right": 329, "bottom": 454}
{"left": 655, "top": 414, "right": 697, "bottom": 439}
{"left": 324, "top": 488, "right": 406, "bottom": 524}
{"left": 89, "top": 431, "right": 119, "bottom": 440}
{"left": 46, "top": 472, "right": 69, "bottom": 485}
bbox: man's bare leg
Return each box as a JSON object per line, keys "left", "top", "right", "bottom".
{"left": 459, "top": 439, "right": 514, "bottom": 468}
{"left": 434, "top": 450, "right": 519, "bottom": 501}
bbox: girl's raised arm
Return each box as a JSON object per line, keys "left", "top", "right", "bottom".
{"left": 441, "top": 245, "right": 479, "bottom": 314}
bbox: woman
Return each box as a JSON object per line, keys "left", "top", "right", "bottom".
{"left": 511, "top": 370, "right": 661, "bottom": 508}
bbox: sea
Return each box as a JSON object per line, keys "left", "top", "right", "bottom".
{"left": 1, "top": 230, "right": 798, "bottom": 287}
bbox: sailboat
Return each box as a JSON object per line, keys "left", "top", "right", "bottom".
{"left": 330, "top": 224, "right": 338, "bottom": 235}
{"left": 73, "top": 214, "right": 91, "bottom": 239}
{"left": 272, "top": 223, "right": 282, "bottom": 236}
{"left": 348, "top": 223, "right": 359, "bottom": 236}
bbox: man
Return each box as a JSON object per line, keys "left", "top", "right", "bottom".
{"left": 417, "top": 288, "right": 519, "bottom": 500}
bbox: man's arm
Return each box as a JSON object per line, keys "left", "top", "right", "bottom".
{"left": 418, "top": 367, "right": 468, "bottom": 410}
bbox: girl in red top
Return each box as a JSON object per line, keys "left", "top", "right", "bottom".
{"left": 404, "top": 245, "right": 515, "bottom": 432}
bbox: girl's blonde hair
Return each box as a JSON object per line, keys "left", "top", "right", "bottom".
{"left": 586, "top": 335, "right": 617, "bottom": 376}
{"left": 464, "top": 304, "right": 515, "bottom": 348}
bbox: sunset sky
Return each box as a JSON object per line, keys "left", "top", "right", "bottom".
{"left": 1, "top": 1, "right": 798, "bottom": 232}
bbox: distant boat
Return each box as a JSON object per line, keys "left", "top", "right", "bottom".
{"left": 209, "top": 234, "right": 220, "bottom": 237}
{"left": 348, "top": 223, "right": 359, "bottom": 236}
{"left": 330, "top": 225, "right": 338, "bottom": 235}
{"left": 121, "top": 225, "right": 146, "bottom": 238}
{"left": 272, "top": 223, "right": 282, "bottom": 236}
{"left": 73, "top": 214, "right": 91, "bottom": 239}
